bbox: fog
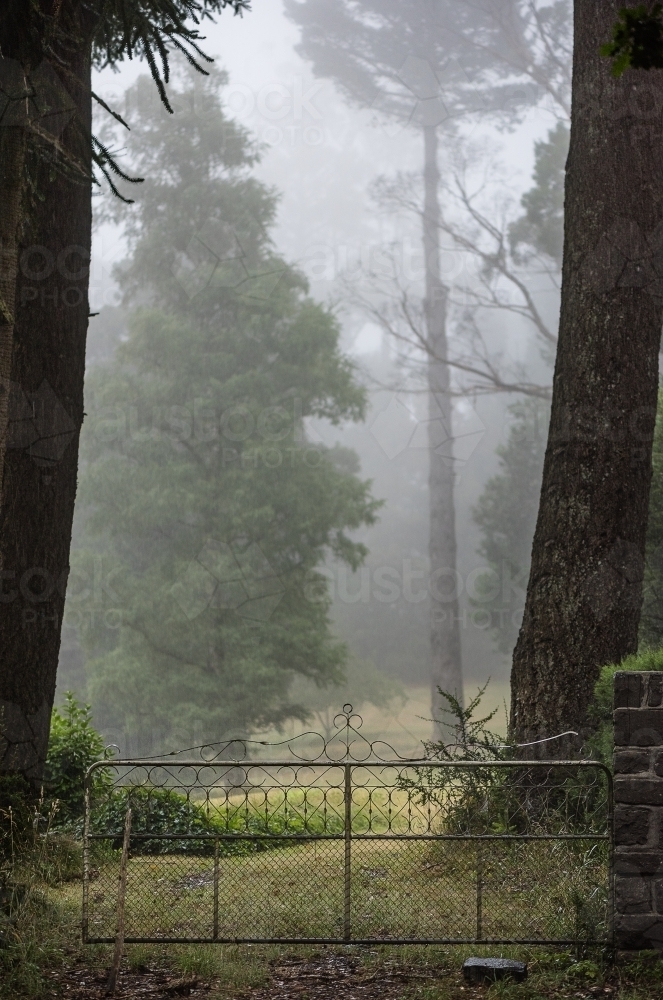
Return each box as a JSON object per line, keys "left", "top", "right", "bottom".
{"left": 57, "top": 0, "right": 568, "bottom": 755}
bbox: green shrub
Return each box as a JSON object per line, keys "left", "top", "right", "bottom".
{"left": 88, "top": 786, "right": 220, "bottom": 854}
{"left": 0, "top": 775, "right": 35, "bottom": 860}
{"left": 44, "top": 694, "right": 343, "bottom": 854}
{"left": 87, "top": 785, "right": 343, "bottom": 855}
{"left": 44, "top": 693, "right": 112, "bottom": 825}
{"left": 399, "top": 685, "right": 519, "bottom": 835}
{"left": 403, "top": 684, "right": 610, "bottom": 837}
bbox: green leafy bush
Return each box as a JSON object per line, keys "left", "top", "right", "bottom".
{"left": 87, "top": 785, "right": 344, "bottom": 856}
{"left": 89, "top": 786, "right": 223, "bottom": 855}
{"left": 44, "top": 695, "right": 345, "bottom": 854}
{"left": 44, "top": 693, "right": 111, "bottom": 825}
{"left": 403, "top": 684, "right": 610, "bottom": 838}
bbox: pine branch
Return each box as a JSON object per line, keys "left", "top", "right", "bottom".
{"left": 92, "top": 90, "right": 131, "bottom": 130}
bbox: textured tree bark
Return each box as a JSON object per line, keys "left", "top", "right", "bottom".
{"left": 0, "top": 110, "right": 28, "bottom": 490}
{"left": 423, "top": 125, "right": 464, "bottom": 731}
{"left": 0, "top": 30, "right": 91, "bottom": 786}
{"left": 510, "top": 0, "right": 663, "bottom": 746}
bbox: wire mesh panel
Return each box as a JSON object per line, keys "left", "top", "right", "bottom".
{"left": 83, "top": 711, "right": 612, "bottom": 945}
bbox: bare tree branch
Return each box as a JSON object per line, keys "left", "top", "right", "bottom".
{"left": 342, "top": 260, "right": 552, "bottom": 400}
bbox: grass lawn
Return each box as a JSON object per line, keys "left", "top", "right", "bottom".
{"left": 1, "top": 852, "right": 660, "bottom": 1000}
{"left": 80, "top": 836, "right": 609, "bottom": 945}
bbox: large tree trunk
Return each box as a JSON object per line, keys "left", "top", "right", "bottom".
{"left": 510, "top": 0, "right": 663, "bottom": 746}
{"left": 0, "top": 71, "right": 28, "bottom": 496}
{"left": 423, "top": 124, "right": 464, "bottom": 732}
{"left": 0, "top": 37, "right": 92, "bottom": 787}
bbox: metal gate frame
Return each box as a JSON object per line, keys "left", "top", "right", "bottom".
{"left": 83, "top": 711, "right": 614, "bottom": 947}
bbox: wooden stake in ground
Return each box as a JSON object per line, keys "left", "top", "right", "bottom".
{"left": 107, "top": 807, "right": 132, "bottom": 995}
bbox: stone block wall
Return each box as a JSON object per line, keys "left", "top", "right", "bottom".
{"left": 614, "top": 670, "right": 663, "bottom": 950}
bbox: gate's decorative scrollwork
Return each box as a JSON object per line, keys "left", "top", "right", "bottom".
{"left": 134, "top": 704, "right": 411, "bottom": 765}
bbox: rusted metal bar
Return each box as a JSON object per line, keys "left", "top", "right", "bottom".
{"left": 344, "top": 763, "right": 351, "bottom": 942}
{"left": 86, "top": 934, "right": 611, "bottom": 946}
{"left": 86, "top": 832, "right": 610, "bottom": 842}
{"left": 476, "top": 842, "right": 483, "bottom": 941}
{"left": 213, "top": 837, "right": 220, "bottom": 941}
{"left": 107, "top": 807, "right": 132, "bottom": 995}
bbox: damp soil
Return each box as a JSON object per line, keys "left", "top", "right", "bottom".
{"left": 43, "top": 950, "right": 624, "bottom": 1000}
{"left": 43, "top": 964, "right": 210, "bottom": 999}
{"left": 43, "top": 951, "right": 475, "bottom": 1000}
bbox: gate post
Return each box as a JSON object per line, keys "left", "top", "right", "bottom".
{"left": 613, "top": 671, "right": 663, "bottom": 950}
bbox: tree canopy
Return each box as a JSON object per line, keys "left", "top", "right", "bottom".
{"left": 284, "top": 0, "right": 571, "bottom": 123}
{"left": 602, "top": 4, "right": 663, "bottom": 76}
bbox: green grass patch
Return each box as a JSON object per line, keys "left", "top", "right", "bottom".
{"left": 83, "top": 836, "right": 609, "bottom": 945}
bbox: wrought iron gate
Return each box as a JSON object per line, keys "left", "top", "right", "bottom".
{"left": 83, "top": 707, "right": 613, "bottom": 946}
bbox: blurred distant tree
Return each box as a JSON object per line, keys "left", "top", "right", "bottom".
{"left": 509, "top": 122, "right": 568, "bottom": 269}
{"left": 468, "top": 124, "right": 565, "bottom": 657}
{"left": 73, "top": 69, "right": 379, "bottom": 749}
{"left": 285, "top": 0, "right": 571, "bottom": 733}
{"left": 471, "top": 118, "right": 663, "bottom": 674}
{"left": 362, "top": 122, "right": 567, "bottom": 400}
{"left": 472, "top": 399, "right": 549, "bottom": 656}
{"left": 290, "top": 657, "right": 406, "bottom": 741}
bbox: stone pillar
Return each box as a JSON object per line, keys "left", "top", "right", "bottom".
{"left": 614, "top": 670, "right": 663, "bottom": 950}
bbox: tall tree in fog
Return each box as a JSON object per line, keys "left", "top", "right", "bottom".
{"left": 511, "top": 6, "right": 663, "bottom": 743}
{"left": 75, "top": 69, "right": 379, "bottom": 749}
{"left": 284, "top": 0, "right": 571, "bottom": 727}
{"left": 0, "top": 0, "right": 246, "bottom": 789}
{"left": 365, "top": 123, "right": 566, "bottom": 401}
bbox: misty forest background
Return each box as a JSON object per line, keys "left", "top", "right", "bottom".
{"left": 52, "top": 1, "right": 663, "bottom": 757}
